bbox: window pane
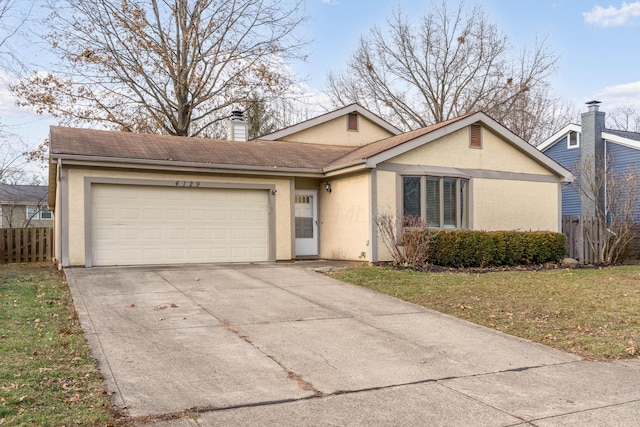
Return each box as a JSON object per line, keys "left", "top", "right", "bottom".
{"left": 40, "top": 207, "right": 53, "bottom": 220}
{"left": 295, "top": 195, "right": 314, "bottom": 238}
{"left": 569, "top": 131, "right": 578, "bottom": 147}
{"left": 425, "top": 178, "right": 440, "bottom": 227}
{"left": 26, "top": 206, "right": 38, "bottom": 220}
{"left": 403, "top": 177, "right": 421, "bottom": 219}
{"left": 460, "top": 180, "right": 468, "bottom": 229}
{"left": 443, "top": 179, "right": 457, "bottom": 228}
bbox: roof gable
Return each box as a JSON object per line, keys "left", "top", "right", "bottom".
{"left": 538, "top": 124, "right": 582, "bottom": 152}
{"left": 538, "top": 124, "right": 640, "bottom": 152}
{"left": 259, "top": 103, "right": 402, "bottom": 144}
{"left": 325, "top": 112, "right": 573, "bottom": 181}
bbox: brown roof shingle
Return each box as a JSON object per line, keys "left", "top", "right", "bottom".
{"left": 49, "top": 127, "right": 355, "bottom": 171}
{"left": 49, "top": 114, "right": 475, "bottom": 174}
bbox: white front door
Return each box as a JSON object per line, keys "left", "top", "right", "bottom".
{"left": 294, "top": 190, "right": 318, "bottom": 257}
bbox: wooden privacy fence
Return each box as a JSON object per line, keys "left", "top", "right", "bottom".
{"left": 561, "top": 216, "right": 602, "bottom": 264}
{"left": 0, "top": 228, "right": 54, "bottom": 263}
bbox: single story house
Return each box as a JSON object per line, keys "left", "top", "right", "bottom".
{"left": 48, "top": 104, "right": 572, "bottom": 267}
{"left": 0, "top": 183, "right": 53, "bottom": 228}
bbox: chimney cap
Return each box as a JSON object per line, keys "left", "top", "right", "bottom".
{"left": 231, "top": 110, "right": 244, "bottom": 121}
{"left": 585, "top": 100, "right": 602, "bottom": 112}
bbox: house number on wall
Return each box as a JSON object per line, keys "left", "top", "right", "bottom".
{"left": 175, "top": 181, "right": 200, "bottom": 187}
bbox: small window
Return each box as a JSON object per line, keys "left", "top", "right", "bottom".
{"left": 470, "top": 124, "right": 482, "bottom": 148}
{"left": 26, "top": 206, "right": 39, "bottom": 220}
{"left": 347, "top": 113, "right": 358, "bottom": 131}
{"left": 40, "top": 207, "right": 53, "bottom": 220}
{"left": 567, "top": 131, "right": 579, "bottom": 148}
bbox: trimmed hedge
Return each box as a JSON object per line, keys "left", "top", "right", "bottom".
{"left": 403, "top": 229, "right": 566, "bottom": 268}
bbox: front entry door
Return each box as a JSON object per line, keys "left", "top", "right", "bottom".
{"left": 294, "top": 190, "right": 318, "bottom": 257}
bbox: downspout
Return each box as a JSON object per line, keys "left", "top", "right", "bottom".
{"left": 604, "top": 140, "right": 608, "bottom": 218}
{"left": 56, "top": 158, "right": 63, "bottom": 269}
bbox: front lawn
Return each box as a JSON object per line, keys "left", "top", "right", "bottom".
{"left": 332, "top": 265, "right": 640, "bottom": 360}
{"left": 0, "top": 263, "right": 115, "bottom": 426}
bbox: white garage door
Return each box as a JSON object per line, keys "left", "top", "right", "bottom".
{"left": 91, "top": 184, "right": 270, "bottom": 266}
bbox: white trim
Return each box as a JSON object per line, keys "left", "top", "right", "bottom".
{"left": 602, "top": 132, "right": 640, "bottom": 150}
{"left": 537, "top": 124, "right": 582, "bottom": 151}
{"left": 259, "top": 104, "right": 402, "bottom": 141}
{"left": 567, "top": 131, "right": 580, "bottom": 149}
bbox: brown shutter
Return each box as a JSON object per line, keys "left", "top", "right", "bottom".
{"left": 470, "top": 124, "right": 482, "bottom": 148}
{"left": 348, "top": 113, "right": 358, "bottom": 131}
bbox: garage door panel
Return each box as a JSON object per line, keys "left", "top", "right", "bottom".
{"left": 91, "top": 185, "right": 270, "bottom": 266}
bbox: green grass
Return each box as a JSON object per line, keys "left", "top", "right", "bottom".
{"left": 332, "top": 265, "right": 640, "bottom": 360}
{"left": 0, "top": 263, "right": 114, "bottom": 426}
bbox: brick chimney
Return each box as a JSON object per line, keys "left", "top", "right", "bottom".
{"left": 580, "top": 100, "right": 605, "bottom": 217}
{"left": 228, "top": 110, "right": 248, "bottom": 142}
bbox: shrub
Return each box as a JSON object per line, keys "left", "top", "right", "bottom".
{"left": 405, "top": 229, "right": 565, "bottom": 268}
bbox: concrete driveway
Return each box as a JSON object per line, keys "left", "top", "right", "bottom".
{"left": 66, "top": 264, "right": 640, "bottom": 426}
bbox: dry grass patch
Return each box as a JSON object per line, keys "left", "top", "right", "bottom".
{"left": 332, "top": 265, "right": 640, "bottom": 360}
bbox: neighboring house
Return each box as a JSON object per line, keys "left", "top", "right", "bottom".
{"left": 538, "top": 101, "right": 640, "bottom": 218}
{"left": 0, "top": 183, "right": 53, "bottom": 228}
{"left": 48, "top": 104, "right": 572, "bottom": 267}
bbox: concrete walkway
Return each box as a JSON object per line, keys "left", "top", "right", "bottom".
{"left": 66, "top": 263, "right": 640, "bottom": 426}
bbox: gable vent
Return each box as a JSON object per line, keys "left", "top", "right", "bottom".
{"left": 470, "top": 124, "right": 482, "bottom": 148}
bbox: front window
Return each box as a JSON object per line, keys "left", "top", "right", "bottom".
{"left": 402, "top": 176, "right": 468, "bottom": 229}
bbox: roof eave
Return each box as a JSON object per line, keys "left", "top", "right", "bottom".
{"left": 50, "top": 154, "right": 326, "bottom": 177}
{"left": 603, "top": 132, "right": 640, "bottom": 149}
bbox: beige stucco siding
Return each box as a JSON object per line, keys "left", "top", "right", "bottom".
{"left": 472, "top": 178, "right": 559, "bottom": 231}
{"left": 63, "top": 167, "right": 293, "bottom": 266}
{"left": 390, "top": 127, "right": 551, "bottom": 175}
{"left": 319, "top": 171, "right": 370, "bottom": 261}
{"left": 279, "top": 115, "right": 394, "bottom": 146}
{"left": 374, "top": 170, "right": 399, "bottom": 262}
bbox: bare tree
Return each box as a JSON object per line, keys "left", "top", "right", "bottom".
{"left": 326, "top": 1, "right": 572, "bottom": 144}
{"left": 607, "top": 105, "right": 640, "bottom": 132}
{"left": 242, "top": 92, "right": 279, "bottom": 139}
{"left": 375, "top": 211, "right": 432, "bottom": 266}
{"left": 11, "top": 0, "right": 308, "bottom": 137}
{"left": 574, "top": 154, "right": 640, "bottom": 264}
{"left": 0, "top": 0, "right": 33, "bottom": 70}
{"left": 0, "top": 129, "right": 28, "bottom": 183}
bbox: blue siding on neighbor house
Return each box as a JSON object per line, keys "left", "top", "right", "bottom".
{"left": 606, "top": 141, "right": 640, "bottom": 221}
{"left": 543, "top": 135, "right": 582, "bottom": 215}
{"left": 606, "top": 141, "right": 640, "bottom": 172}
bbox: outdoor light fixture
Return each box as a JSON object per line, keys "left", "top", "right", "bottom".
{"left": 325, "top": 182, "right": 332, "bottom": 193}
